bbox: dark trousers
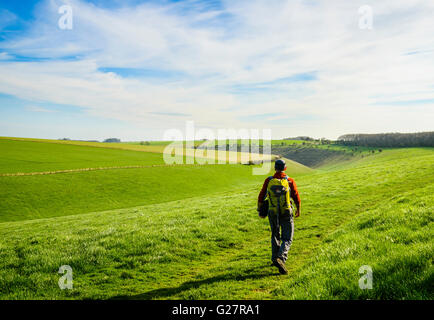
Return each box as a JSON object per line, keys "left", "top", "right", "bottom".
{"left": 268, "top": 210, "right": 294, "bottom": 263}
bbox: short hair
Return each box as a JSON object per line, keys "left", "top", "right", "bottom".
{"left": 274, "top": 159, "right": 286, "bottom": 171}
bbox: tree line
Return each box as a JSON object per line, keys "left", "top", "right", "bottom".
{"left": 337, "top": 132, "right": 434, "bottom": 147}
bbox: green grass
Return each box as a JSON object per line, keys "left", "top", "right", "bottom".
{"left": 0, "top": 137, "right": 282, "bottom": 172}
{"left": 0, "top": 164, "right": 271, "bottom": 222}
{"left": 0, "top": 148, "right": 432, "bottom": 299}
{"left": 123, "top": 141, "right": 174, "bottom": 146}
{"left": 274, "top": 185, "right": 433, "bottom": 299}
{"left": 0, "top": 138, "right": 165, "bottom": 174}
{"left": 0, "top": 138, "right": 310, "bottom": 222}
{"left": 271, "top": 141, "right": 383, "bottom": 168}
{"left": 0, "top": 160, "right": 310, "bottom": 223}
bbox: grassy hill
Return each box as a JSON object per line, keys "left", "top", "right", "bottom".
{"left": 0, "top": 164, "right": 272, "bottom": 222}
{"left": 272, "top": 146, "right": 353, "bottom": 168}
{"left": 271, "top": 140, "right": 382, "bottom": 168}
{"left": 0, "top": 137, "right": 279, "bottom": 170}
{"left": 0, "top": 147, "right": 432, "bottom": 299}
{"left": 0, "top": 138, "right": 165, "bottom": 174}
{"left": 0, "top": 137, "right": 170, "bottom": 154}
{"left": 0, "top": 138, "right": 311, "bottom": 222}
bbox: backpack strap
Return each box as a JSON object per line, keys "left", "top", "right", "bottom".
{"left": 265, "top": 176, "right": 274, "bottom": 201}
{"left": 284, "top": 176, "right": 293, "bottom": 206}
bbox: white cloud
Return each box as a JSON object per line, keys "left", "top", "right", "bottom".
{"left": 0, "top": 0, "right": 433, "bottom": 139}
{"left": 0, "top": 52, "right": 12, "bottom": 60}
{"left": 0, "top": 9, "right": 17, "bottom": 31}
{"left": 26, "top": 105, "right": 56, "bottom": 113}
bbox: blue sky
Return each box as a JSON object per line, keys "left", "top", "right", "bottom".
{"left": 0, "top": 0, "right": 433, "bottom": 141}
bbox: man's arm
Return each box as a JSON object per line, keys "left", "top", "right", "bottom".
{"left": 288, "top": 178, "right": 301, "bottom": 217}
{"left": 257, "top": 177, "right": 271, "bottom": 209}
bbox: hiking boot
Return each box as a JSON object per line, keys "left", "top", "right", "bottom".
{"left": 273, "top": 258, "right": 288, "bottom": 275}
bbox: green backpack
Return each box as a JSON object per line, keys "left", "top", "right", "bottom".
{"left": 266, "top": 176, "right": 292, "bottom": 216}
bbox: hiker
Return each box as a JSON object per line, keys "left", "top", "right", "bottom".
{"left": 257, "top": 159, "right": 301, "bottom": 275}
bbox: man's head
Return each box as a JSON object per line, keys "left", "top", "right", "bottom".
{"left": 274, "top": 159, "right": 286, "bottom": 172}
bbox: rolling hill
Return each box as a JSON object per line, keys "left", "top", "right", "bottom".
{"left": 0, "top": 138, "right": 311, "bottom": 222}
{"left": 0, "top": 143, "right": 432, "bottom": 299}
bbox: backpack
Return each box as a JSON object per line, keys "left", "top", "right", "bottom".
{"left": 266, "top": 176, "right": 292, "bottom": 216}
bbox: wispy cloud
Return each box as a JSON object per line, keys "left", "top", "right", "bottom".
{"left": 0, "top": 52, "right": 12, "bottom": 60}
{"left": 149, "top": 111, "right": 192, "bottom": 117}
{"left": 26, "top": 105, "right": 56, "bottom": 113}
{"left": 373, "top": 99, "right": 434, "bottom": 106}
{"left": 0, "top": 9, "right": 17, "bottom": 31}
{"left": 0, "top": 0, "right": 433, "bottom": 139}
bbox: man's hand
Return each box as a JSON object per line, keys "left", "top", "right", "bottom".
{"left": 295, "top": 207, "right": 300, "bottom": 218}
{"left": 257, "top": 202, "right": 266, "bottom": 219}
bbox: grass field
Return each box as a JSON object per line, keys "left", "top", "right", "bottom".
{"left": 0, "top": 165, "right": 275, "bottom": 222}
{"left": 0, "top": 138, "right": 310, "bottom": 222}
{"left": 0, "top": 140, "right": 432, "bottom": 299}
{"left": 0, "top": 138, "right": 165, "bottom": 174}
{"left": 0, "top": 137, "right": 278, "bottom": 170}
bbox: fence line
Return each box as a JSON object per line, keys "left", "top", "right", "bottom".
{"left": 0, "top": 164, "right": 204, "bottom": 177}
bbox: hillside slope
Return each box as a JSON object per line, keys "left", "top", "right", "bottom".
{"left": 0, "top": 138, "right": 165, "bottom": 174}
{"left": 276, "top": 184, "right": 433, "bottom": 299}
{"left": 0, "top": 148, "right": 432, "bottom": 299}
{"left": 0, "top": 138, "right": 312, "bottom": 222}
{"left": 0, "top": 137, "right": 280, "bottom": 166}
{"left": 272, "top": 146, "right": 353, "bottom": 168}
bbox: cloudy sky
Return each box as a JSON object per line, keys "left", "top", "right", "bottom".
{"left": 0, "top": 0, "right": 433, "bottom": 141}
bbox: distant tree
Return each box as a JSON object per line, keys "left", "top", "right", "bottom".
{"left": 103, "top": 138, "right": 121, "bottom": 143}
{"left": 337, "top": 132, "right": 434, "bottom": 148}
{"left": 284, "top": 136, "right": 314, "bottom": 141}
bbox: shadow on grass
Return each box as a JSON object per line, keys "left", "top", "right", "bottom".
{"left": 111, "top": 269, "right": 280, "bottom": 300}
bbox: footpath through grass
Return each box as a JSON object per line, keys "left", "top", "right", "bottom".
{"left": 0, "top": 148, "right": 432, "bottom": 299}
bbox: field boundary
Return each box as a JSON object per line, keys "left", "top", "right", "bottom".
{"left": 0, "top": 164, "right": 205, "bottom": 177}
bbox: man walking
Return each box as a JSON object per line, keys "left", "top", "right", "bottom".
{"left": 257, "top": 159, "right": 301, "bottom": 275}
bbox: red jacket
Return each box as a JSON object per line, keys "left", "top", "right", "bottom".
{"left": 258, "top": 172, "right": 301, "bottom": 208}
